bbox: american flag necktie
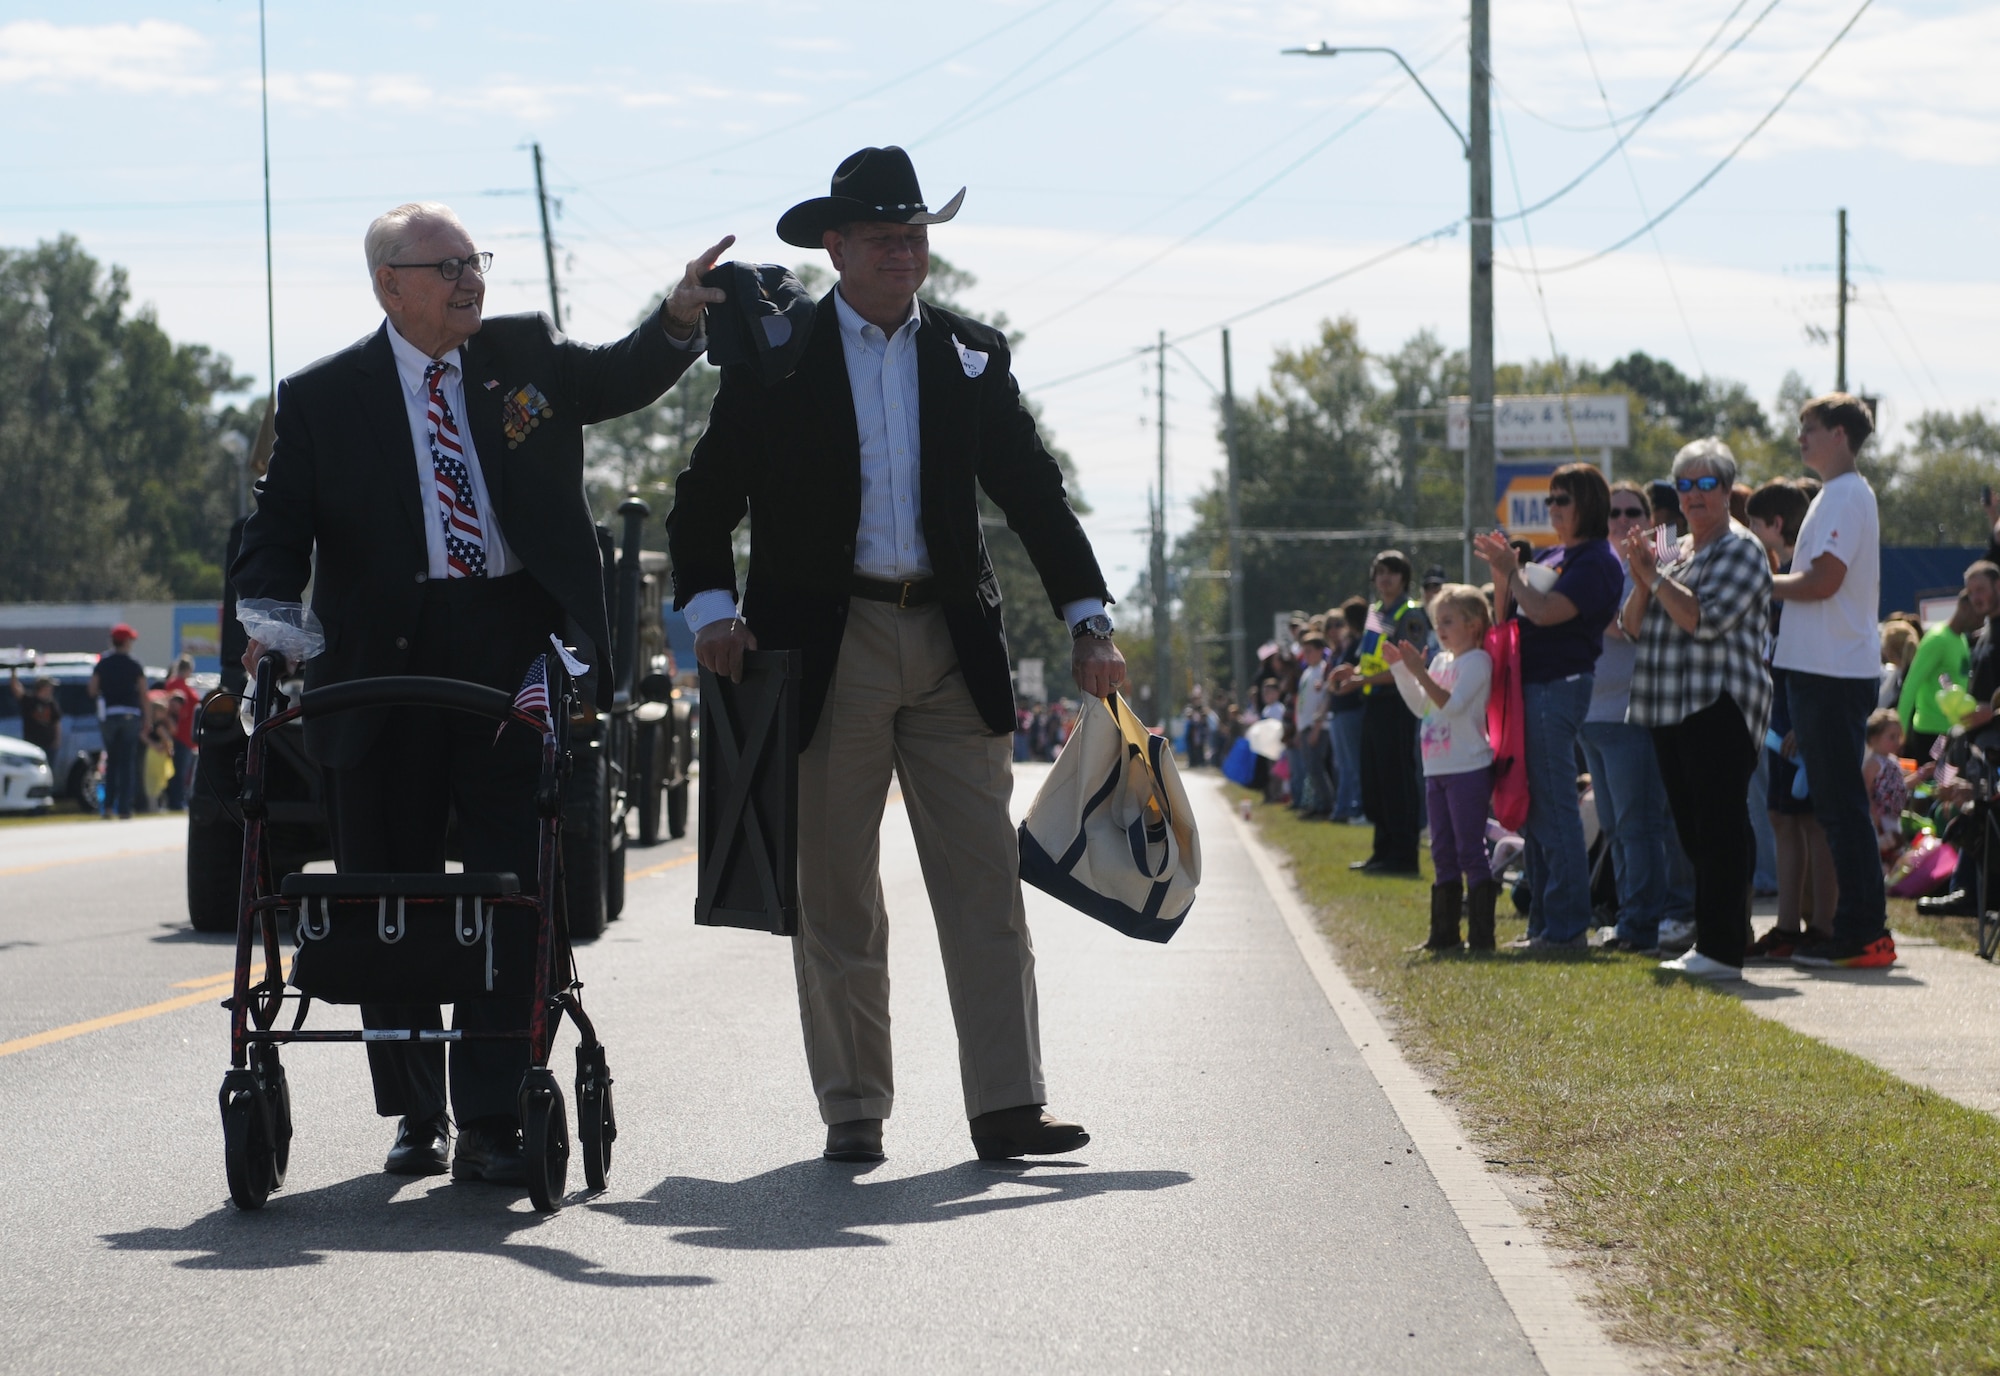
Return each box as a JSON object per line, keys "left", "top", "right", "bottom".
{"left": 423, "top": 359, "right": 487, "bottom": 578}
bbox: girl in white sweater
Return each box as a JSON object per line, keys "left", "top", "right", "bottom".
{"left": 1382, "top": 585, "right": 1497, "bottom": 951}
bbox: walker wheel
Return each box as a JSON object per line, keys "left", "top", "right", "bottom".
{"left": 219, "top": 1069, "right": 275, "bottom": 1211}
{"left": 520, "top": 1069, "right": 570, "bottom": 1212}
{"left": 250, "top": 1043, "right": 293, "bottom": 1189}
{"left": 575, "top": 1044, "right": 616, "bottom": 1192}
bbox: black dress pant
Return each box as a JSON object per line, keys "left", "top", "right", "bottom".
{"left": 1360, "top": 688, "right": 1422, "bottom": 870}
{"left": 1650, "top": 693, "right": 1756, "bottom": 967}
{"left": 323, "top": 573, "right": 561, "bottom": 1125}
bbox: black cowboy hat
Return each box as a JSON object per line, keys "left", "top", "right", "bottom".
{"left": 776, "top": 145, "right": 965, "bottom": 249}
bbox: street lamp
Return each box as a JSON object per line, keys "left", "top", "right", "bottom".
{"left": 1284, "top": 25, "right": 1494, "bottom": 583}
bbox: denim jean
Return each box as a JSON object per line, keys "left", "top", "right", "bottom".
{"left": 1284, "top": 745, "right": 1305, "bottom": 808}
{"left": 1331, "top": 710, "right": 1365, "bottom": 819}
{"left": 1521, "top": 674, "right": 1596, "bottom": 943}
{"left": 1749, "top": 747, "right": 1778, "bottom": 892}
{"left": 1580, "top": 718, "right": 1690, "bottom": 948}
{"left": 166, "top": 739, "right": 193, "bottom": 810}
{"left": 1787, "top": 672, "right": 1888, "bottom": 943}
{"left": 100, "top": 712, "right": 141, "bottom": 818}
{"left": 1299, "top": 727, "right": 1335, "bottom": 815}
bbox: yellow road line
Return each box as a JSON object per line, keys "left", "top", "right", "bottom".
{"left": 0, "top": 987, "right": 227, "bottom": 1059}
{"left": 628, "top": 852, "right": 697, "bottom": 880}
{"left": 0, "top": 843, "right": 183, "bottom": 879}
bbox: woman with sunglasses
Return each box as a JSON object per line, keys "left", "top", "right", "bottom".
{"left": 1473, "top": 463, "right": 1625, "bottom": 950}
{"left": 1621, "top": 438, "right": 1774, "bottom": 981}
{"left": 1579, "top": 481, "right": 1694, "bottom": 954}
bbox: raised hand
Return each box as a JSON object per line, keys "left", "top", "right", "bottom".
{"left": 663, "top": 234, "right": 738, "bottom": 337}
{"left": 1472, "top": 530, "right": 1518, "bottom": 581}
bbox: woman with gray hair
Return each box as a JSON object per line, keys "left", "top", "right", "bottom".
{"left": 1620, "top": 438, "right": 1773, "bottom": 981}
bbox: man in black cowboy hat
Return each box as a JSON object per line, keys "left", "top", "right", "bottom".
{"left": 668, "top": 145, "right": 1124, "bottom": 1164}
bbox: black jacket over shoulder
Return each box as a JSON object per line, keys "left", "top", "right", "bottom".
{"left": 232, "top": 311, "right": 697, "bottom": 767}
{"left": 666, "top": 292, "right": 1109, "bottom": 748}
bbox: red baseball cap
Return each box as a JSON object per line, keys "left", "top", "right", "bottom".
{"left": 110, "top": 623, "right": 138, "bottom": 643}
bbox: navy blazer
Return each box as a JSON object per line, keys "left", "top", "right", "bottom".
{"left": 233, "top": 311, "right": 697, "bottom": 766}
{"left": 666, "top": 291, "right": 1109, "bottom": 748}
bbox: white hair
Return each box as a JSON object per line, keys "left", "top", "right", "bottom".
{"left": 364, "top": 202, "right": 464, "bottom": 306}
{"left": 1672, "top": 436, "right": 1738, "bottom": 489}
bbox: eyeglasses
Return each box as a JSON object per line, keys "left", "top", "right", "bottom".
{"left": 1675, "top": 475, "right": 1724, "bottom": 493}
{"left": 1545, "top": 493, "right": 1574, "bottom": 508}
{"left": 386, "top": 251, "right": 493, "bottom": 281}
{"left": 1609, "top": 505, "right": 1647, "bottom": 519}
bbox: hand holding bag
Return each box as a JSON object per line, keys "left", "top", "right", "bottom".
{"left": 1018, "top": 693, "right": 1199, "bottom": 942}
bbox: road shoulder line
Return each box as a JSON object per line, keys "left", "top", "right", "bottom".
{"left": 1227, "top": 800, "right": 1635, "bottom": 1376}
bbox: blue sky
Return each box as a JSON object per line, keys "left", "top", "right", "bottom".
{"left": 3, "top": 1, "right": 1994, "bottom": 591}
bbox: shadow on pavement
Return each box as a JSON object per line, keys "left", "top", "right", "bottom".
{"left": 101, "top": 1172, "right": 712, "bottom": 1288}
{"left": 596, "top": 1158, "right": 1193, "bottom": 1251}
{"left": 149, "top": 924, "right": 237, "bottom": 946}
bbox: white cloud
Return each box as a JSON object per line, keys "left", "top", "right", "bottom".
{"left": 0, "top": 19, "right": 216, "bottom": 95}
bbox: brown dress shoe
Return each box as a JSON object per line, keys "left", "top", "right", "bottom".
{"left": 823, "top": 1118, "right": 885, "bottom": 1162}
{"left": 969, "top": 1105, "right": 1090, "bottom": 1161}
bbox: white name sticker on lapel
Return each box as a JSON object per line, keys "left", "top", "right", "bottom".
{"left": 951, "top": 334, "right": 988, "bottom": 379}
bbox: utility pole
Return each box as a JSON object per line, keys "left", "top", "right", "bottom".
{"left": 253, "top": 0, "right": 277, "bottom": 502}
{"left": 1836, "top": 206, "right": 1848, "bottom": 393}
{"left": 532, "top": 142, "right": 563, "bottom": 331}
{"left": 1467, "top": 0, "right": 1494, "bottom": 586}
{"left": 1221, "top": 329, "right": 1249, "bottom": 700}
{"left": 1152, "top": 331, "right": 1172, "bottom": 730}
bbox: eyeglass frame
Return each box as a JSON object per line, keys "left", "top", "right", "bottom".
{"left": 1545, "top": 492, "right": 1574, "bottom": 508}
{"left": 1608, "top": 504, "right": 1648, "bottom": 519}
{"left": 385, "top": 251, "right": 494, "bottom": 281}
{"left": 1674, "top": 475, "right": 1724, "bottom": 493}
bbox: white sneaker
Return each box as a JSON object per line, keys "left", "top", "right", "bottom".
{"left": 1658, "top": 950, "right": 1743, "bottom": 981}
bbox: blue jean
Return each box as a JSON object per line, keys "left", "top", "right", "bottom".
{"left": 167, "top": 740, "right": 193, "bottom": 810}
{"left": 1521, "top": 674, "right": 1596, "bottom": 943}
{"left": 1299, "top": 728, "right": 1335, "bottom": 815}
{"left": 1787, "top": 672, "right": 1887, "bottom": 943}
{"left": 1580, "top": 718, "right": 1690, "bottom": 948}
{"left": 100, "top": 713, "right": 141, "bottom": 818}
{"left": 1331, "top": 711, "right": 1365, "bottom": 819}
{"left": 1749, "top": 747, "right": 1778, "bottom": 891}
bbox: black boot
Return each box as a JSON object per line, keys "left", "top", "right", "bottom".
{"left": 1411, "top": 881, "right": 1463, "bottom": 952}
{"left": 1466, "top": 879, "right": 1500, "bottom": 952}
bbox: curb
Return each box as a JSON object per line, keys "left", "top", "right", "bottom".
{"left": 1228, "top": 801, "right": 1637, "bottom": 1376}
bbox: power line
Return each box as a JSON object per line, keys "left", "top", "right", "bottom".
{"left": 1021, "top": 36, "right": 1462, "bottom": 334}
{"left": 1491, "top": 0, "right": 1784, "bottom": 226}
{"left": 1506, "top": 0, "right": 1875, "bottom": 275}
{"left": 584, "top": 0, "right": 1068, "bottom": 188}
{"left": 912, "top": 0, "right": 1192, "bottom": 147}
{"left": 910, "top": 0, "right": 1121, "bottom": 146}
{"left": 1492, "top": 0, "right": 1761, "bottom": 133}
{"left": 1492, "top": 101, "right": 1584, "bottom": 460}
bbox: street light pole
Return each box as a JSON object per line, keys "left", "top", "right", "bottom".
{"left": 1152, "top": 331, "right": 1172, "bottom": 730}
{"left": 1284, "top": 34, "right": 1488, "bottom": 579}
{"left": 1222, "top": 329, "right": 1249, "bottom": 700}
{"left": 1469, "top": 0, "right": 1495, "bottom": 583}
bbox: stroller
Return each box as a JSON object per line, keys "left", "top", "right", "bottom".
{"left": 216, "top": 653, "right": 614, "bottom": 1213}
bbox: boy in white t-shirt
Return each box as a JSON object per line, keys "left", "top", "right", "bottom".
{"left": 1771, "top": 392, "right": 1893, "bottom": 969}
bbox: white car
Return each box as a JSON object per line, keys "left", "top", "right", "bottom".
{"left": 0, "top": 736, "right": 56, "bottom": 814}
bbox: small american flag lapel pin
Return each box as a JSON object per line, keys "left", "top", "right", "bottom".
{"left": 484, "top": 379, "right": 500, "bottom": 390}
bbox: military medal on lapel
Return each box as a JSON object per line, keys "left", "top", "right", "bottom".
{"left": 500, "top": 383, "right": 555, "bottom": 449}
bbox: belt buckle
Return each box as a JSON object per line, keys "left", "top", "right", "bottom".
{"left": 898, "top": 580, "right": 915, "bottom": 610}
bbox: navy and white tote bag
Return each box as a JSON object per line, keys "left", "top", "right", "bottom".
{"left": 1018, "top": 693, "right": 1199, "bottom": 942}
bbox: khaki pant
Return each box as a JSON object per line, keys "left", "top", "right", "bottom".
{"left": 794, "top": 598, "right": 1044, "bottom": 1125}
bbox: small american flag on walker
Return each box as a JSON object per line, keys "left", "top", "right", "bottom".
{"left": 496, "top": 653, "right": 551, "bottom": 743}
{"left": 1931, "top": 732, "right": 1959, "bottom": 789}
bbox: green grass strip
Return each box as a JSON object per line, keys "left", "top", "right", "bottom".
{"left": 1236, "top": 791, "right": 2000, "bottom": 1374}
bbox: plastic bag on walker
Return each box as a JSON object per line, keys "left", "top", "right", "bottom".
{"left": 1018, "top": 693, "right": 1199, "bottom": 943}
{"left": 237, "top": 598, "right": 326, "bottom": 664}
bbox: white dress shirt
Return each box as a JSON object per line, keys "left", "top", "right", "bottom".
{"left": 386, "top": 321, "right": 516, "bottom": 580}
{"left": 683, "top": 288, "right": 1105, "bottom": 634}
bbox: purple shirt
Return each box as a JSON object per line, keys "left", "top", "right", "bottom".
{"left": 1519, "top": 538, "right": 1622, "bottom": 684}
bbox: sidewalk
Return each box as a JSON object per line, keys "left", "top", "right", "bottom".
{"left": 1733, "top": 921, "right": 2000, "bottom": 1116}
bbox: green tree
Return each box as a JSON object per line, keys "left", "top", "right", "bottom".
{"left": 0, "top": 235, "right": 246, "bottom": 601}
{"left": 1873, "top": 408, "right": 2000, "bottom": 547}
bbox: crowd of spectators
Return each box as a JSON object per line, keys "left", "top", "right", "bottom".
{"left": 1186, "top": 391, "right": 1935, "bottom": 977}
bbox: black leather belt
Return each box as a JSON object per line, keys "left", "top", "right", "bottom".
{"left": 850, "top": 574, "right": 937, "bottom": 608}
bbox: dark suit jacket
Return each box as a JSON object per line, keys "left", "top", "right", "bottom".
{"left": 666, "top": 292, "right": 1109, "bottom": 748}
{"left": 232, "top": 311, "right": 697, "bottom": 766}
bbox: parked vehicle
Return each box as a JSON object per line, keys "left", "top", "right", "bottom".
{"left": 0, "top": 735, "right": 55, "bottom": 813}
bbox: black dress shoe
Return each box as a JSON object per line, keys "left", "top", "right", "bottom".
{"left": 451, "top": 1116, "right": 527, "bottom": 1185}
{"left": 1918, "top": 889, "right": 1977, "bottom": 917}
{"left": 969, "top": 1105, "right": 1090, "bottom": 1161}
{"left": 823, "top": 1118, "right": 886, "bottom": 1162}
{"left": 384, "top": 1113, "right": 451, "bottom": 1177}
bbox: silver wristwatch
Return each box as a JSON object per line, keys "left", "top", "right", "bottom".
{"left": 1070, "top": 612, "right": 1115, "bottom": 641}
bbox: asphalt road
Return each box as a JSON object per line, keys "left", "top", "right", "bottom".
{"left": 0, "top": 769, "right": 1541, "bottom": 1375}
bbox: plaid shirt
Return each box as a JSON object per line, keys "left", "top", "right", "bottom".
{"left": 1628, "top": 520, "right": 1773, "bottom": 743}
